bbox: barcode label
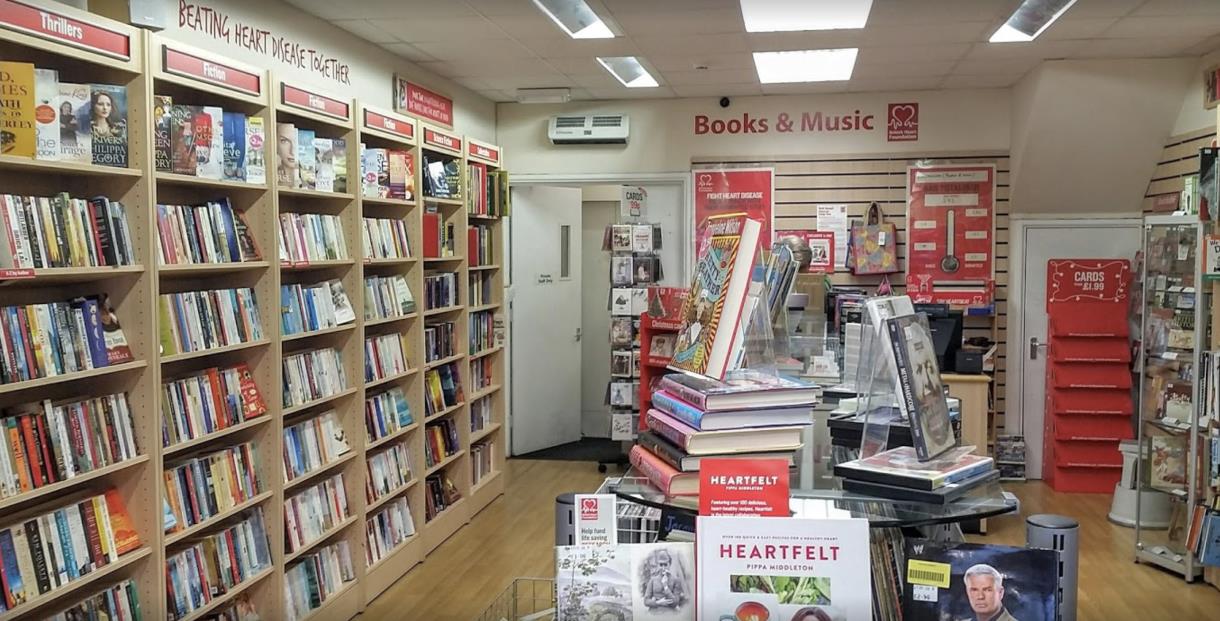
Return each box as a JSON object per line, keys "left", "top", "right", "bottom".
{"left": 907, "top": 560, "right": 951, "bottom": 588}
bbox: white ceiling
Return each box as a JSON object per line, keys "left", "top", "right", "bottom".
{"left": 285, "top": 0, "right": 1220, "bottom": 101}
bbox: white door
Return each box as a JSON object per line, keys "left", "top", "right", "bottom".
{"left": 1016, "top": 220, "right": 1141, "bottom": 478}
{"left": 510, "top": 185, "right": 583, "bottom": 455}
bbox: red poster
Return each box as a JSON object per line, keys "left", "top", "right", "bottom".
{"left": 692, "top": 168, "right": 774, "bottom": 244}
{"left": 905, "top": 165, "right": 996, "bottom": 306}
{"left": 395, "top": 76, "right": 453, "bottom": 127}
{"left": 698, "top": 459, "right": 789, "bottom": 517}
{"left": 1047, "top": 259, "right": 1130, "bottom": 305}
{"left": 776, "top": 230, "right": 834, "bottom": 273}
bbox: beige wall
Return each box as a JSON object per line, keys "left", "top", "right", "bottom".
{"left": 1172, "top": 50, "right": 1220, "bottom": 135}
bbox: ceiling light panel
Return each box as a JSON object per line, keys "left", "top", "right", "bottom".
{"left": 597, "top": 56, "right": 660, "bottom": 88}
{"left": 532, "top": 0, "right": 616, "bottom": 39}
{"left": 753, "top": 48, "right": 858, "bottom": 83}
{"left": 740, "top": 0, "right": 873, "bottom": 33}
{"left": 989, "top": 0, "right": 1079, "bottom": 43}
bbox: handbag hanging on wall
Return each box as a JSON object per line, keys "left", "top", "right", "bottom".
{"left": 847, "top": 202, "right": 900, "bottom": 275}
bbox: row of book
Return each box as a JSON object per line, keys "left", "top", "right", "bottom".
{"left": 421, "top": 156, "right": 461, "bottom": 200}
{"left": 421, "top": 210, "right": 456, "bottom": 259}
{"left": 362, "top": 217, "right": 411, "bottom": 260}
{"left": 1184, "top": 505, "right": 1220, "bottom": 566}
{"left": 468, "top": 223, "right": 494, "bottom": 265}
{"left": 471, "top": 399, "right": 492, "bottom": 434}
{"left": 0, "top": 490, "right": 140, "bottom": 613}
{"left": 46, "top": 578, "right": 141, "bottom": 621}
{"left": 423, "top": 474, "right": 461, "bottom": 521}
{"left": 0, "top": 294, "right": 132, "bottom": 384}
{"left": 165, "top": 509, "right": 272, "bottom": 621}
{"left": 469, "top": 271, "right": 493, "bottom": 306}
{"left": 0, "top": 63, "right": 128, "bottom": 167}
{"left": 158, "top": 287, "right": 264, "bottom": 356}
{"left": 471, "top": 356, "right": 494, "bottom": 391}
{"left": 283, "top": 347, "right": 348, "bottom": 409}
{"left": 1, "top": 194, "right": 136, "bottom": 271}
{"left": 469, "top": 311, "right": 494, "bottom": 354}
{"left": 466, "top": 163, "right": 509, "bottom": 217}
{"left": 365, "top": 387, "right": 414, "bottom": 444}
{"left": 365, "top": 496, "right": 416, "bottom": 566}
{"left": 283, "top": 473, "right": 349, "bottom": 554}
{"left": 424, "top": 419, "right": 460, "bottom": 469}
{"left": 283, "top": 411, "right": 351, "bottom": 483}
{"left": 364, "top": 274, "right": 416, "bottom": 320}
{"left": 424, "top": 363, "right": 463, "bottom": 416}
{"left": 284, "top": 540, "right": 355, "bottom": 621}
{"left": 279, "top": 212, "right": 349, "bottom": 264}
{"left": 276, "top": 124, "right": 348, "bottom": 193}
{"left": 360, "top": 147, "right": 414, "bottom": 201}
{"left": 161, "top": 363, "right": 267, "bottom": 448}
{"left": 156, "top": 199, "right": 260, "bottom": 266}
{"left": 365, "top": 332, "right": 411, "bottom": 383}
{"left": 163, "top": 442, "right": 261, "bottom": 533}
{"left": 423, "top": 272, "right": 458, "bottom": 310}
{"left": 280, "top": 279, "right": 356, "bottom": 336}
{"left": 366, "top": 443, "right": 412, "bottom": 504}
{"left": 0, "top": 392, "right": 138, "bottom": 500}
{"left": 156, "top": 96, "right": 266, "bottom": 185}
{"left": 471, "top": 441, "right": 493, "bottom": 486}
{"left": 424, "top": 321, "right": 456, "bottom": 362}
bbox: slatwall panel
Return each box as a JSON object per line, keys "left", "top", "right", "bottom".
{"left": 692, "top": 152, "right": 1010, "bottom": 429}
{"left": 1142, "top": 128, "right": 1215, "bottom": 213}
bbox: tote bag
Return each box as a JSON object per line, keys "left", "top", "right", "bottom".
{"left": 848, "top": 202, "right": 900, "bottom": 275}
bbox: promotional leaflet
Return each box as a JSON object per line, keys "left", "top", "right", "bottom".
{"left": 905, "top": 165, "right": 996, "bottom": 306}
{"left": 776, "top": 230, "right": 835, "bottom": 273}
{"left": 697, "top": 515, "right": 872, "bottom": 621}
{"left": 623, "top": 185, "right": 649, "bottom": 219}
{"left": 698, "top": 458, "right": 789, "bottom": 517}
{"left": 693, "top": 167, "right": 774, "bottom": 244}
{"left": 574, "top": 494, "right": 618, "bottom": 546}
{"left": 815, "top": 204, "right": 849, "bottom": 271}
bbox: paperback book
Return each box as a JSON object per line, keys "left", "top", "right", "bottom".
{"left": 556, "top": 542, "right": 696, "bottom": 621}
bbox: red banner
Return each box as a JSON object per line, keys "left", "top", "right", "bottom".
{"left": 0, "top": 0, "right": 130, "bottom": 60}
{"left": 468, "top": 141, "right": 500, "bottom": 164}
{"left": 363, "top": 109, "right": 414, "bottom": 140}
{"left": 281, "top": 84, "right": 349, "bottom": 120}
{"left": 163, "top": 47, "right": 261, "bottom": 96}
{"left": 698, "top": 459, "right": 789, "bottom": 517}
{"left": 423, "top": 127, "right": 461, "bottom": 153}
{"left": 692, "top": 168, "right": 774, "bottom": 244}
{"left": 395, "top": 77, "right": 453, "bottom": 127}
{"left": 1047, "top": 259, "right": 1130, "bottom": 305}
{"left": 905, "top": 165, "right": 996, "bottom": 306}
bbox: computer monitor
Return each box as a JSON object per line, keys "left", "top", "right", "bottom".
{"left": 915, "top": 303, "right": 963, "bottom": 372}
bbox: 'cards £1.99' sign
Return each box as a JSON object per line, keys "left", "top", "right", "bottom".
{"left": 693, "top": 102, "right": 918, "bottom": 142}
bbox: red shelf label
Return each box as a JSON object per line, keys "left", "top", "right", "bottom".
{"left": 0, "top": 268, "right": 35, "bottom": 280}
{"left": 423, "top": 128, "right": 460, "bottom": 152}
{"left": 281, "top": 84, "right": 349, "bottom": 120}
{"left": 163, "top": 47, "right": 261, "bottom": 96}
{"left": 468, "top": 141, "right": 499, "bottom": 164}
{"left": 0, "top": 0, "right": 130, "bottom": 60}
{"left": 363, "top": 110, "right": 414, "bottom": 140}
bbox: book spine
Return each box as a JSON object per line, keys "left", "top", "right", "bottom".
{"left": 886, "top": 319, "right": 928, "bottom": 459}
{"left": 659, "top": 377, "right": 709, "bottom": 410}
{"left": 651, "top": 391, "right": 706, "bottom": 430}
{"left": 645, "top": 410, "right": 690, "bottom": 451}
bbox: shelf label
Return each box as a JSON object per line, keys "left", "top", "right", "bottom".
{"left": 423, "top": 127, "right": 460, "bottom": 152}
{"left": 163, "top": 46, "right": 261, "bottom": 96}
{"left": 363, "top": 109, "right": 414, "bottom": 140}
{"left": 0, "top": 0, "right": 131, "bottom": 60}
{"left": 281, "top": 84, "right": 349, "bottom": 120}
{"left": 0, "top": 268, "right": 35, "bottom": 280}
{"left": 395, "top": 76, "right": 453, "bottom": 127}
{"left": 468, "top": 141, "right": 500, "bottom": 164}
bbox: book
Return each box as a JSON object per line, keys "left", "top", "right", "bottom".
{"left": 159, "top": 288, "right": 263, "bottom": 356}
{"left": 362, "top": 147, "right": 386, "bottom": 198}
{"left": 658, "top": 369, "right": 817, "bottom": 410}
{"left": 388, "top": 149, "right": 411, "bottom": 199}
{"left": 276, "top": 123, "right": 297, "bottom": 188}
{"left": 0, "top": 62, "right": 35, "bottom": 158}
{"left": 629, "top": 444, "right": 698, "bottom": 494}
{"left": 153, "top": 94, "right": 172, "bottom": 171}
{"left": 171, "top": 104, "right": 195, "bottom": 175}
{"left": 223, "top": 111, "right": 246, "bottom": 182}
{"left": 365, "top": 387, "right": 413, "bottom": 443}
{"left": 57, "top": 82, "right": 90, "bottom": 164}
{"left": 885, "top": 314, "right": 955, "bottom": 460}
{"left": 283, "top": 410, "right": 351, "bottom": 482}
{"left": 194, "top": 106, "right": 221, "bottom": 179}
{"left": 284, "top": 540, "right": 354, "bottom": 619}
{"left": 333, "top": 138, "right": 347, "bottom": 193}
{"left": 1200, "top": 513, "right": 1220, "bottom": 566}
{"left": 636, "top": 430, "right": 793, "bottom": 473}
{"left": 297, "top": 128, "right": 316, "bottom": 190}
{"left": 842, "top": 469, "right": 1000, "bottom": 504}
{"left": 246, "top": 117, "right": 266, "bottom": 185}
{"left": 103, "top": 489, "right": 140, "bottom": 555}
{"left": 362, "top": 217, "right": 412, "bottom": 260}
{"left": 646, "top": 409, "right": 803, "bottom": 456}
{"left": 282, "top": 348, "right": 348, "bottom": 408}
{"left": 902, "top": 541, "right": 1059, "bottom": 621}
{"left": 314, "top": 137, "right": 334, "bottom": 193}
{"left": 161, "top": 364, "right": 266, "bottom": 447}
{"left": 555, "top": 542, "right": 695, "bottom": 620}
{"left": 33, "top": 68, "right": 58, "bottom": 161}
{"left": 1150, "top": 435, "right": 1187, "bottom": 491}
{"left": 834, "top": 446, "right": 994, "bottom": 491}
{"left": 279, "top": 212, "right": 349, "bottom": 263}
{"left": 365, "top": 496, "right": 415, "bottom": 565}
{"left": 89, "top": 84, "right": 127, "bottom": 168}
{"left": 669, "top": 213, "right": 762, "bottom": 380}
{"left": 651, "top": 389, "right": 812, "bottom": 431}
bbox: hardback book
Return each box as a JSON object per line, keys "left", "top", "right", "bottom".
{"left": 646, "top": 408, "right": 803, "bottom": 455}
{"left": 276, "top": 123, "right": 297, "bottom": 188}
{"left": 314, "top": 137, "right": 334, "bottom": 193}
{"left": 89, "top": 84, "right": 128, "bottom": 168}
{"left": 96, "top": 294, "right": 134, "bottom": 364}
{"left": 834, "top": 445, "right": 994, "bottom": 491}
{"left": 333, "top": 138, "right": 347, "bottom": 193}
{"left": 222, "top": 111, "right": 246, "bottom": 182}
{"left": 388, "top": 150, "right": 410, "bottom": 199}
{"left": 1200, "top": 513, "right": 1220, "bottom": 567}
{"left": 697, "top": 515, "right": 872, "bottom": 621}
{"left": 629, "top": 444, "right": 698, "bottom": 495}
{"left": 0, "top": 61, "right": 35, "bottom": 158}
{"left": 659, "top": 369, "right": 817, "bottom": 411}
{"left": 57, "top": 82, "right": 91, "bottom": 164}
{"left": 361, "top": 147, "right": 384, "bottom": 198}
{"left": 650, "top": 390, "right": 812, "bottom": 431}
{"left": 885, "top": 314, "right": 955, "bottom": 460}
{"left": 34, "top": 68, "right": 58, "bottom": 160}
{"left": 296, "top": 128, "right": 316, "bottom": 190}
{"left": 902, "top": 542, "right": 1059, "bottom": 621}
{"left": 170, "top": 104, "right": 195, "bottom": 175}
{"left": 1149, "top": 435, "right": 1187, "bottom": 491}
{"left": 195, "top": 106, "right": 222, "bottom": 179}
{"left": 842, "top": 469, "right": 1000, "bottom": 504}
{"left": 556, "top": 542, "right": 696, "bottom": 621}
{"left": 669, "top": 213, "right": 763, "bottom": 380}
{"left": 637, "top": 430, "right": 794, "bottom": 473}
{"left": 610, "top": 224, "right": 632, "bottom": 252}
{"left": 153, "top": 95, "right": 172, "bottom": 171}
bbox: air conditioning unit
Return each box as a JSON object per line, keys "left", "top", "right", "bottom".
{"left": 547, "top": 114, "right": 629, "bottom": 145}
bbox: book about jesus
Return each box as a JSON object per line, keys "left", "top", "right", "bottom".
{"left": 902, "top": 541, "right": 1059, "bottom": 621}
{"left": 668, "top": 213, "right": 762, "bottom": 380}
{"left": 90, "top": 84, "right": 128, "bottom": 168}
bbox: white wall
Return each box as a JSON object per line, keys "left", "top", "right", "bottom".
{"left": 1172, "top": 50, "right": 1220, "bottom": 136}
{"left": 155, "top": 0, "right": 496, "bottom": 140}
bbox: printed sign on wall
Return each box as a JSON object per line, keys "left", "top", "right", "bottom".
{"left": 905, "top": 165, "right": 996, "bottom": 307}
{"left": 692, "top": 167, "right": 774, "bottom": 244}
{"left": 1047, "top": 259, "right": 1131, "bottom": 304}
{"left": 394, "top": 76, "right": 453, "bottom": 127}
{"left": 621, "top": 185, "right": 647, "bottom": 219}
{"left": 776, "top": 230, "right": 835, "bottom": 273}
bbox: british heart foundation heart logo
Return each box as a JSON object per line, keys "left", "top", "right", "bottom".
{"left": 887, "top": 102, "right": 918, "bottom": 142}
{"left": 579, "top": 498, "right": 599, "bottom": 520}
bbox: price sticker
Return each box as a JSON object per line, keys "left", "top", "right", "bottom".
{"left": 912, "top": 584, "right": 939, "bottom": 602}
{"left": 907, "top": 560, "right": 951, "bottom": 588}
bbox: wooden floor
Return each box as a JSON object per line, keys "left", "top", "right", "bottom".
{"left": 360, "top": 460, "right": 1220, "bottom": 621}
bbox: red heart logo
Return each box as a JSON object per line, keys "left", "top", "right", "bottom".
{"left": 891, "top": 104, "right": 916, "bottom": 127}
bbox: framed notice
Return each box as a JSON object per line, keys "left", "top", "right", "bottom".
{"left": 906, "top": 165, "right": 996, "bottom": 306}
{"left": 692, "top": 167, "right": 774, "bottom": 244}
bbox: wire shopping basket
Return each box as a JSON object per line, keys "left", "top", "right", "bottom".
{"left": 476, "top": 578, "right": 555, "bottom": 621}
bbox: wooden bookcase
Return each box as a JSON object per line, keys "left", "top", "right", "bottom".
{"left": 0, "top": 4, "right": 506, "bottom": 617}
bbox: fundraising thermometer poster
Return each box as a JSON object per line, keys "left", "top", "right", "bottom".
{"left": 693, "top": 167, "right": 774, "bottom": 245}
{"left": 905, "top": 165, "right": 996, "bottom": 306}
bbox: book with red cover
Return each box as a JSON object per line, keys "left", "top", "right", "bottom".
{"left": 423, "top": 212, "right": 440, "bottom": 258}
{"left": 628, "top": 444, "right": 697, "bottom": 495}
{"left": 235, "top": 363, "right": 267, "bottom": 419}
{"left": 468, "top": 227, "right": 479, "bottom": 265}
{"left": 103, "top": 489, "right": 141, "bottom": 555}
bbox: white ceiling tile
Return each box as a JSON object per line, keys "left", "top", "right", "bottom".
{"left": 464, "top": 0, "right": 546, "bottom": 17}
{"left": 745, "top": 30, "right": 864, "bottom": 51}
{"left": 483, "top": 14, "right": 569, "bottom": 39}
{"left": 857, "top": 44, "right": 972, "bottom": 63}
{"left": 419, "top": 58, "right": 566, "bottom": 79}
{"left": 377, "top": 16, "right": 502, "bottom": 42}
{"left": 1039, "top": 17, "right": 1121, "bottom": 40}
{"left": 632, "top": 33, "right": 752, "bottom": 56}
{"left": 759, "top": 82, "right": 850, "bottom": 95}
{"left": 381, "top": 42, "right": 437, "bottom": 63}
{"left": 1105, "top": 15, "right": 1220, "bottom": 39}
{"left": 670, "top": 83, "right": 763, "bottom": 98}
{"left": 287, "top": 0, "right": 475, "bottom": 20}
{"left": 583, "top": 86, "right": 679, "bottom": 99}
{"left": 844, "top": 76, "right": 946, "bottom": 93}
{"left": 563, "top": 72, "right": 624, "bottom": 89}
{"left": 852, "top": 60, "right": 957, "bottom": 80}
{"left": 413, "top": 38, "right": 537, "bottom": 61}
{"left": 521, "top": 37, "right": 642, "bottom": 57}
{"left": 1132, "top": 0, "right": 1220, "bottom": 16}
{"left": 479, "top": 74, "right": 576, "bottom": 90}
{"left": 951, "top": 57, "right": 1042, "bottom": 76}
{"left": 1067, "top": 0, "right": 1146, "bottom": 18}
{"left": 861, "top": 22, "right": 993, "bottom": 45}
{"left": 333, "top": 20, "right": 398, "bottom": 44}
{"left": 660, "top": 68, "right": 759, "bottom": 86}
{"left": 867, "top": 0, "right": 1013, "bottom": 25}
{"left": 611, "top": 9, "right": 743, "bottom": 36}
{"left": 544, "top": 57, "right": 606, "bottom": 74}
{"left": 602, "top": 0, "right": 738, "bottom": 13}
{"left": 1183, "top": 34, "right": 1220, "bottom": 56}
{"left": 649, "top": 53, "right": 756, "bottom": 72}
{"left": 940, "top": 73, "right": 1027, "bottom": 89}
{"left": 963, "top": 40, "right": 1088, "bottom": 60}
{"left": 455, "top": 77, "right": 494, "bottom": 91}
{"left": 1076, "top": 36, "right": 1206, "bottom": 58}
{"left": 477, "top": 89, "right": 515, "bottom": 102}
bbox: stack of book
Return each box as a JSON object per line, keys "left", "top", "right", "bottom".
{"left": 468, "top": 223, "right": 493, "bottom": 265}
{"left": 366, "top": 496, "right": 415, "bottom": 565}
{"left": 421, "top": 156, "right": 460, "bottom": 200}
{"left": 2, "top": 193, "right": 137, "bottom": 271}
{"left": 280, "top": 279, "right": 356, "bottom": 336}
{"left": 470, "top": 399, "right": 492, "bottom": 434}
{"left": 833, "top": 445, "right": 997, "bottom": 504}
{"left": 1, "top": 294, "right": 134, "bottom": 382}
{"left": 629, "top": 370, "right": 816, "bottom": 495}
{"left": 471, "top": 355, "right": 494, "bottom": 391}
{"left": 362, "top": 217, "right": 412, "bottom": 260}
{"left": 424, "top": 272, "right": 457, "bottom": 309}
{"left": 424, "top": 363, "right": 463, "bottom": 416}
{"left": 469, "top": 311, "right": 494, "bottom": 353}
{"left": 366, "top": 443, "right": 412, "bottom": 503}
{"left": 469, "top": 270, "right": 493, "bottom": 306}
{"left": 45, "top": 578, "right": 141, "bottom": 620}
{"left": 165, "top": 508, "right": 272, "bottom": 620}
{"left": 364, "top": 274, "right": 415, "bottom": 320}
{"left": 365, "top": 387, "right": 413, "bottom": 443}
{"left": 422, "top": 208, "right": 455, "bottom": 257}
{"left": 423, "top": 474, "right": 461, "bottom": 520}
{"left": 423, "top": 322, "right": 456, "bottom": 362}
{"left": 359, "top": 146, "right": 414, "bottom": 200}
{"left": 156, "top": 199, "right": 259, "bottom": 265}
{"left": 471, "top": 442, "right": 493, "bottom": 484}
{"left": 156, "top": 97, "right": 266, "bottom": 184}
{"left": 283, "top": 474, "right": 349, "bottom": 554}
{"left": 424, "top": 419, "right": 460, "bottom": 468}
{"left": 284, "top": 540, "right": 355, "bottom": 620}
{"left": 283, "top": 410, "right": 351, "bottom": 482}
{"left": 161, "top": 363, "right": 266, "bottom": 447}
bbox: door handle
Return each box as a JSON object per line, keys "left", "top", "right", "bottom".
{"left": 1029, "top": 337, "right": 1047, "bottom": 360}
{"left": 575, "top": 327, "right": 581, "bottom": 342}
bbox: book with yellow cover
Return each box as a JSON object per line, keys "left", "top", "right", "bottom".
{"left": 0, "top": 61, "right": 36, "bottom": 157}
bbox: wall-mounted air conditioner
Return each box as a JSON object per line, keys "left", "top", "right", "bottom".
{"left": 547, "top": 114, "right": 629, "bottom": 145}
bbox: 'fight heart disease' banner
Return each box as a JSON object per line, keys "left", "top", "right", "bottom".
{"left": 692, "top": 167, "right": 774, "bottom": 245}
{"left": 906, "top": 165, "right": 996, "bottom": 307}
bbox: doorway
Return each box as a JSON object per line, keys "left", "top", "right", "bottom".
{"left": 1009, "top": 218, "right": 1141, "bottom": 479}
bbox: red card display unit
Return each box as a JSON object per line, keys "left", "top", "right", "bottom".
{"left": 1043, "top": 259, "right": 1134, "bottom": 492}
{"left": 638, "top": 287, "right": 687, "bottom": 430}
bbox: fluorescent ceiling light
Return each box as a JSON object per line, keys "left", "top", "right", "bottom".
{"left": 740, "top": 0, "right": 873, "bottom": 32}
{"left": 753, "top": 48, "right": 857, "bottom": 83}
{"left": 989, "top": 0, "right": 1078, "bottom": 43}
{"left": 516, "top": 88, "right": 572, "bottom": 104}
{"left": 597, "top": 57, "right": 660, "bottom": 88}
{"left": 532, "top": 0, "right": 616, "bottom": 39}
